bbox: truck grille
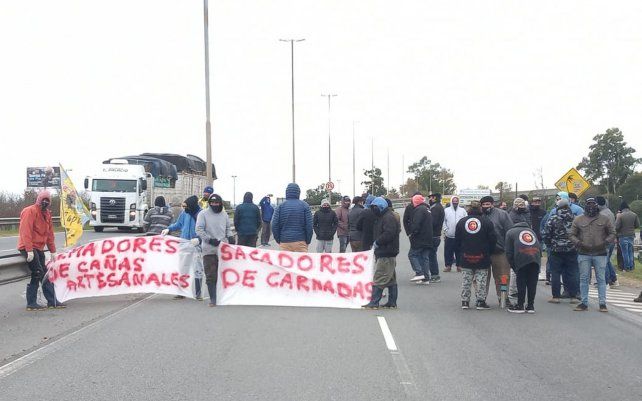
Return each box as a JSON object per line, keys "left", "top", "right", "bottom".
{"left": 100, "top": 197, "right": 125, "bottom": 223}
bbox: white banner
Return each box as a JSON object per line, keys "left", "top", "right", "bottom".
{"left": 47, "top": 236, "right": 199, "bottom": 302}
{"left": 216, "top": 244, "right": 375, "bottom": 309}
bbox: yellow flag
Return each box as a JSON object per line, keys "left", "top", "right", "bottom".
{"left": 59, "top": 164, "right": 90, "bottom": 247}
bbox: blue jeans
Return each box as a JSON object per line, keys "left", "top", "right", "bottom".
{"left": 20, "top": 249, "right": 58, "bottom": 307}
{"left": 549, "top": 251, "right": 578, "bottom": 298}
{"left": 578, "top": 254, "right": 607, "bottom": 306}
{"left": 444, "top": 237, "right": 460, "bottom": 267}
{"left": 408, "top": 247, "right": 431, "bottom": 278}
{"left": 605, "top": 243, "right": 617, "bottom": 284}
{"left": 619, "top": 236, "right": 635, "bottom": 271}
{"left": 428, "top": 237, "right": 441, "bottom": 278}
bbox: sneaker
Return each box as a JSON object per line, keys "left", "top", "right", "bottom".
{"left": 609, "top": 281, "right": 620, "bottom": 288}
{"left": 195, "top": 296, "right": 204, "bottom": 301}
{"left": 430, "top": 276, "right": 441, "bottom": 283}
{"left": 525, "top": 305, "right": 535, "bottom": 314}
{"left": 461, "top": 301, "right": 470, "bottom": 309}
{"left": 418, "top": 280, "right": 431, "bottom": 285}
{"left": 47, "top": 302, "right": 67, "bottom": 309}
{"left": 476, "top": 301, "right": 491, "bottom": 310}
{"left": 456, "top": 266, "right": 462, "bottom": 272}
{"left": 410, "top": 275, "right": 425, "bottom": 282}
{"left": 574, "top": 303, "right": 588, "bottom": 311}
{"left": 599, "top": 304, "right": 608, "bottom": 312}
{"left": 26, "top": 304, "right": 46, "bottom": 311}
{"left": 173, "top": 295, "right": 185, "bottom": 300}
{"left": 634, "top": 295, "right": 642, "bottom": 303}
{"left": 548, "top": 297, "right": 561, "bottom": 304}
{"left": 362, "top": 304, "right": 379, "bottom": 310}
{"left": 208, "top": 302, "right": 216, "bottom": 307}
{"left": 381, "top": 304, "right": 397, "bottom": 309}
{"left": 443, "top": 266, "right": 452, "bottom": 272}
{"left": 507, "top": 305, "right": 525, "bottom": 314}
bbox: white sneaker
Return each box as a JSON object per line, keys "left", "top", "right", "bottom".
{"left": 610, "top": 281, "right": 620, "bottom": 288}
{"left": 410, "top": 275, "right": 425, "bottom": 282}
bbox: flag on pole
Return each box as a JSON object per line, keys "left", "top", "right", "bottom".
{"left": 59, "top": 164, "right": 90, "bottom": 247}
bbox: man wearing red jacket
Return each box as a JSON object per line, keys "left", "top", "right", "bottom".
{"left": 17, "top": 190, "right": 65, "bottom": 311}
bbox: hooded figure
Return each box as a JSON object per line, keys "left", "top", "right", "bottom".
{"left": 443, "top": 195, "right": 468, "bottom": 271}
{"left": 144, "top": 196, "right": 174, "bottom": 234}
{"left": 357, "top": 195, "right": 378, "bottom": 250}
{"left": 259, "top": 195, "right": 275, "bottom": 246}
{"left": 271, "top": 183, "right": 313, "bottom": 251}
{"left": 509, "top": 197, "right": 532, "bottom": 227}
{"left": 313, "top": 198, "right": 339, "bottom": 252}
{"left": 403, "top": 192, "right": 423, "bottom": 235}
{"left": 348, "top": 196, "right": 366, "bottom": 251}
{"left": 234, "top": 192, "right": 262, "bottom": 247}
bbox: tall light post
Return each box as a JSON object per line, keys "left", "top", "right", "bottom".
{"left": 231, "top": 175, "right": 237, "bottom": 206}
{"left": 279, "top": 38, "right": 305, "bottom": 183}
{"left": 387, "top": 148, "right": 390, "bottom": 195}
{"left": 370, "top": 137, "right": 374, "bottom": 194}
{"left": 352, "top": 120, "right": 359, "bottom": 197}
{"left": 203, "top": 0, "right": 213, "bottom": 186}
{"left": 321, "top": 93, "right": 337, "bottom": 199}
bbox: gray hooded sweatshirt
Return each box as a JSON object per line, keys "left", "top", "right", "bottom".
{"left": 196, "top": 208, "right": 233, "bottom": 255}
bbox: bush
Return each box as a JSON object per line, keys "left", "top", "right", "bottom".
{"left": 629, "top": 200, "right": 642, "bottom": 218}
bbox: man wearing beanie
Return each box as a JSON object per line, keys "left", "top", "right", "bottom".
{"left": 200, "top": 186, "right": 214, "bottom": 210}
{"left": 443, "top": 196, "right": 467, "bottom": 272}
{"left": 403, "top": 192, "right": 422, "bottom": 236}
{"left": 570, "top": 198, "right": 616, "bottom": 312}
{"left": 272, "top": 183, "right": 313, "bottom": 252}
{"left": 596, "top": 196, "right": 618, "bottom": 286}
{"left": 407, "top": 194, "right": 434, "bottom": 284}
{"left": 509, "top": 197, "right": 531, "bottom": 227}
{"left": 428, "top": 193, "right": 445, "bottom": 282}
{"left": 313, "top": 198, "right": 338, "bottom": 252}
{"left": 480, "top": 195, "right": 515, "bottom": 307}
{"left": 615, "top": 200, "right": 639, "bottom": 272}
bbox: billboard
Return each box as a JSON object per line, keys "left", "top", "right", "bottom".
{"left": 27, "top": 166, "right": 61, "bottom": 188}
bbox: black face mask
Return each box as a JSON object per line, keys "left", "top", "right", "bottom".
{"left": 517, "top": 207, "right": 527, "bottom": 214}
{"left": 452, "top": 203, "right": 459, "bottom": 209}
{"left": 585, "top": 204, "right": 599, "bottom": 217}
{"left": 321, "top": 206, "right": 330, "bottom": 212}
{"left": 482, "top": 206, "right": 492, "bottom": 214}
{"left": 210, "top": 203, "right": 223, "bottom": 213}
{"left": 40, "top": 200, "right": 50, "bottom": 211}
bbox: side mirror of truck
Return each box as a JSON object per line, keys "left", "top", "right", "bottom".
{"left": 84, "top": 178, "right": 89, "bottom": 190}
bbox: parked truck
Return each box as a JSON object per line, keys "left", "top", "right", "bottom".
{"left": 84, "top": 155, "right": 215, "bottom": 232}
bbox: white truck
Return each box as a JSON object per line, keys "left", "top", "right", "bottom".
{"left": 84, "top": 160, "right": 210, "bottom": 232}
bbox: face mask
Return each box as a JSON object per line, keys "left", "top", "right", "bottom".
{"left": 452, "top": 203, "right": 459, "bottom": 209}
{"left": 517, "top": 207, "right": 527, "bottom": 214}
{"left": 40, "top": 199, "right": 50, "bottom": 211}
{"left": 585, "top": 204, "right": 599, "bottom": 217}
{"left": 210, "top": 203, "right": 223, "bottom": 213}
{"left": 322, "top": 206, "right": 330, "bottom": 211}
{"left": 482, "top": 206, "right": 491, "bottom": 214}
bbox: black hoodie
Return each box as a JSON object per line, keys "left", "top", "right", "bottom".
{"left": 454, "top": 210, "right": 496, "bottom": 269}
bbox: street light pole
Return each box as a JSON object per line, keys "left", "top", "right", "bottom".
{"left": 352, "top": 120, "right": 358, "bottom": 197}
{"left": 321, "top": 93, "right": 337, "bottom": 199}
{"left": 203, "top": 0, "right": 213, "bottom": 186}
{"left": 371, "top": 137, "right": 374, "bottom": 194}
{"left": 279, "top": 38, "right": 305, "bottom": 183}
{"left": 231, "top": 175, "right": 237, "bottom": 206}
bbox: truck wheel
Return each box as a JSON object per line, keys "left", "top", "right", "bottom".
{"left": 94, "top": 227, "right": 104, "bottom": 233}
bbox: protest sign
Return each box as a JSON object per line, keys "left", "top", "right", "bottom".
{"left": 216, "top": 244, "right": 375, "bottom": 309}
{"left": 47, "top": 236, "right": 200, "bottom": 302}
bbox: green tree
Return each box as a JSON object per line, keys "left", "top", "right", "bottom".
{"left": 407, "top": 156, "right": 457, "bottom": 194}
{"left": 495, "top": 181, "right": 512, "bottom": 202}
{"left": 617, "top": 172, "right": 642, "bottom": 202}
{"left": 304, "top": 184, "right": 342, "bottom": 206}
{"left": 577, "top": 128, "right": 641, "bottom": 194}
{"left": 387, "top": 188, "right": 400, "bottom": 199}
{"left": 399, "top": 178, "right": 418, "bottom": 197}
{"left": 629, "top": 200, "right": 642, "bottom": 218}
{"left": 361, "top": 167, "right": 386, "bottom": 196}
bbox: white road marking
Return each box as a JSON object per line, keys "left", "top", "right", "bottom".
{"left": 377, "top": 316, "right": 398, "bottom": 351}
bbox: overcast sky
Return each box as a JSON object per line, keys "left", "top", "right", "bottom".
{"left": 2, "top": 1, "right": 642, "bottom": 203}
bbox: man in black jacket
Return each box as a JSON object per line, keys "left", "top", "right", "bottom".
{"left": 428, "top": 193, "right": 445, "bottom": 282}
{"left": 363, "top": 197, "right": 401, "bottom": 309}
{"left": 357, "top": 195, "right": 377, "bottom": 250}
{"left": 408, "top": 194, "right": 434, "bottom": 284}
{"left": 313, "top": 199, "right": 338, "bottom": 252}
{"left": 455, "top": 201, "right": 496, "bottom": 310}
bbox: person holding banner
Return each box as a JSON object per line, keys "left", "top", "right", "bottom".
{"left": 163, "top": 195, "right": 204, "bottom": 300}
{"left": 363, "top": 197, "right": 401, "bottom": 309}
{"left": 17, "top": 190, "right": 66, "bottom": 311}
{"left": 196, "top": 194, "right": 234, "bottom": 307}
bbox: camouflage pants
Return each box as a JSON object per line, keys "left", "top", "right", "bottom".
{"left": 461, "top": 268, "right": 489, "bottom": 302}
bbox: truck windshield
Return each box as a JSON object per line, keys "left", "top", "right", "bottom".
{"left": 92, "top": 179, "right": 137, "bottom": 192}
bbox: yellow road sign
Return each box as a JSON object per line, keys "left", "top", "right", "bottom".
{"left": 555, "top": 168, "right": 591, "bottom": 196}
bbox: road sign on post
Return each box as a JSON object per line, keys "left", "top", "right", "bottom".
{"left": 325, "top": 181, "right": 335, "bottom": 191}
{"left": 555, "top": 168, "right": 591, "bottom": 196}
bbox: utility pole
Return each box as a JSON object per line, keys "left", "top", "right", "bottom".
{"left": 387, "top": 148, "right": 390, "bottom": 195}
{"left": 279, "top": 38, "right": 305, "bottom": 183}
{"left": 371, "top": 137, "right": 374, "bottom": 194}
{"left": 231, "top": 175, "right": 237, "bottom": 206}
{"left": 352, "top": 120, "right": 359, "bottom": 197}
{"left": 203, "top": 0, "right": 213, "bottom": 186}
{"left": 321, "top": 93, "right": 337, "bottom": 199}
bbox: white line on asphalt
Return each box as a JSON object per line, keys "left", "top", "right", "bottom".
{"left": 590, "top": 293, "right": 638, "bottom": 300}
{"left": 377, "top": 316, "right": 398, "bottom": 351}
{"left": 610, "top": 302, "right": 642, "bottom": 309}
{"left": 0, "top": 294, "right": 156, "bottom": 379}
{"left": 625, "top": 308, "right": 642, "bottom": 313}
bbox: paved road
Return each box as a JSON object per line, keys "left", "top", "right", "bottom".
{"left": 1, "top": 213, "right": 641, "bottom": 401}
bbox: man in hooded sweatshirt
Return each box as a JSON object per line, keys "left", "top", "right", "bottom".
{"left": 234, "top": 192, "right": 261, "bottom": 247}
{"left": 509, "top": 197, "right": 531, "bottom": 227}
{"left": 18, "top": 190, "right": 66, "bottom": 311}
{"left": 570, "top": 198, "right": 616, "bottom": 312}
{"left": 259, "top": 195, "right": 274, "bottom": 246}
{"left": 336, "top": 196, "right": 351, "bottom": 253}
{"left": 144, "top": 196, "right": 174, "bottom": 234}
{"left": 163, "top": 195, "right": 203, "bottom": 300}
{"left": 505, "top": 219, "right": 542, "bottom": 313}
{"left": 362, "top": 197, "right": 401, "bottom": 309}
{"left": 443, "top": 196, "right": 468, "bottom": 272}
{"left": 357, "top": 195, "right": 377, "bottom": 250}
{"left": 196, "top": 193, "right": 234, "bottom": 307}
{"left": 313, "top": 199, "right": 339, "bottom": 252}
{"left": 428, "top": 193, "right": 445, "bottom": 283}
{"left": 348, "top": 196, "right": 365, "bottom": 251}
{"left": 271, "top": 183, "right": 313, "bottom": 252}
{"left": 615, "top": 200, "right": 640, "bottom": 272}
{"left": 407, "top": 194, "right": 434, "bottom": 284}
{"left": 480, "top": 195, "right": 514, "bottom": 306}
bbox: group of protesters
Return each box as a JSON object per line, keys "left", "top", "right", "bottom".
{"left": 16, "top": 182, "right": 641, "bottom": 312}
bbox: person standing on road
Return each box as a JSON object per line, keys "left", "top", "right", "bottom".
{"left": 17, "top": 190, "right": 66, "bottom": 311}
{"left": 530, "top": 197, "right": 546, "bottom": 241}
{"left": 362, "top": 197, "right": 401, "bottom": 309}
{"left": 199, "top": 186, "right": 214, "bottom": 211}
{"left": 348, "top": 196, "right": 365, "bottom": 251}
{"left": 570, "top": 198, "right": 616, "bottom": 312}
{"left": 234, "top": 192, "right": 261, "bottom": 247}
{"left": 407, "top": 194, "right": 434, "bottom": 284}
{"left": 271, "top": 183, "right": 313, "bottom": 252}
{"left": 541, "top": 196, "right": 580, "bottom": 304}
{"left": 596, "top": 196, "right": 618, "bottom": 286}
{"left": 313, "top": 199, "right": 339, "bottom": 252}
{"left": 443, "top": 196, "right": 467, "bottom": 272}
{"left": 144, "top": 196, "right": 174, "bottom": 234}
{"left": 357, "top": 195, "right": 377, "bottom": 250}
{"left": 509, "top": 197, "right": 531, "bottom": 227}
{"left": 455, "top": 201, "right": 496, "bottom": 310}
{"left": 505, "top": 221, "right": 542, "bottom": 313}
{"left": 258, "top": 195, "right": 274, "bottom": 246}
{"left": 163, "top": 195, "right": 203, "bottom": 301}
{"left": 196, "top": 194, "right": 234, "bottom": 307}
{"left": 615, "top": 200, "right": 639, "bottom": 272}
{"left": 480, "top": 195, "right": 515, "bottom": 307}
{"left": 336, "top": 196, "right": 351, "bottom": 253}
{"left": 403, "top": 192, "right": 422, "bottom": 238}
{"left": 428, "top": 193, "right": 445, "bottom": 283}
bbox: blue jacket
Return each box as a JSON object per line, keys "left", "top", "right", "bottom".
{"left": 271, "top": 183, "right": 313, "bottom": 244}
{"left": 167, "top": 211, "right": 199, "bottom": 241}
{"left": 259, "top": 196, "right": 274, "bottom": 222}
{"left": 234, "top": 192, "right": 262, "bottom": 236}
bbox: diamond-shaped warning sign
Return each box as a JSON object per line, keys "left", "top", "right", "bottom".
{"left": 555, "top": 168, "right": 591, "bottom": 196}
